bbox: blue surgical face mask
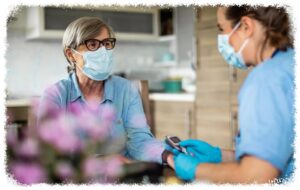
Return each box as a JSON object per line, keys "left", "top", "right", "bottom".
{"left": 218, "top": 22, "right": 249, "bottom": 70}
{"left": 72, "top": 47, "right": 114, "bottom": 81}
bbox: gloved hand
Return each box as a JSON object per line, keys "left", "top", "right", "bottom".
{"left": 179, "top": 139, "right": 222, "bottom": 163}
{"left": 173, "top": 153, "right": 205, "bottom": 181}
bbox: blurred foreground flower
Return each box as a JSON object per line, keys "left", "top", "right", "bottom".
{"left": 6, "top": 100, "right": 125, "bottom": 184}
{"left": 9, "top": 162, "right": 47, "bottom": 184}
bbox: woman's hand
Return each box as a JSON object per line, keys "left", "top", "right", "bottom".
{"left": 166, "top": 153, "right": 175, "bottom": 169}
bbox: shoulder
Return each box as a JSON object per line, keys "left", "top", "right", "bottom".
{"left": 239, "top": 48, "right": 295, "bottom": 99}
{"left": 43, "top": 77, "right": 71, "bottom": 99}
{"left": 109, "top": 75, "right": 132, "bottom": 86}
{"left": 252, "top": 48, "right": 294, "bottom": 79}
{"left": 108, "top": 75, "right": 138, "bottom": 93}
{"left": 105, "top": 75, "right": 141, "bottom": 103}
{"left": 246, "top": 49, "right": 294, "bottom": 86}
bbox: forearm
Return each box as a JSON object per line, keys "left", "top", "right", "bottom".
{"left": 195, "top": 162, "right": 245, "bottom": 184}
{"left": 195, "top": 156, "right": 279, "bottom": 184}
{"left": 221, "top": 149, "right": 235, "bottom": 162}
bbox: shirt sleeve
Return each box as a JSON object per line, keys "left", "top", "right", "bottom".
{"left": 124, "top": 83, "right": 165, "bottom": 163}
{"left": 235, "top": 71, "right": 294, "bottom": 172}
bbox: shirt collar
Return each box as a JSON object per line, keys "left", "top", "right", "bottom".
{"left": 70, "top": 72, "right": 114, "bottom": 103}
{"left": 103, "top": 76, "right": 114, "bottom": 102}
{"left": 70, "top": 72, "right": 81, "bottom": 102}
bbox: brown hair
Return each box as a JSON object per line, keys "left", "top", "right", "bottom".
{"left": 224, "top": 5, "right": 293, "bottom": 54}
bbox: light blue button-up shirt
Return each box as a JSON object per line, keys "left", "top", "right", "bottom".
{"left": 235, "top": 48, "right": 295, "bottom": 181}
{"left": 38, "top": 72, "right": 165, "bottom": 163}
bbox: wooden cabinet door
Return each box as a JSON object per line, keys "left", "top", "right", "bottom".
{"left": 151, "top": 100, "right": 194, "bottom": 141}
{"left": 195, "top": 7, "right": 249, "bottom": 150}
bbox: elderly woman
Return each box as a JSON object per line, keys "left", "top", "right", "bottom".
{"left": 37, "top": 17, "right": 172, "bottom": 165}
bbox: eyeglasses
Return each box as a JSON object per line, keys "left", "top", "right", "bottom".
{"left": 84, "top": 38, "right": 116, "bottom": 51}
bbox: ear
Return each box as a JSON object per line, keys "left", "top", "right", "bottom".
{"left": 65, "top": 48, "right": 76, "bottom": 63}
{"left": 240, "top": 16, "right": 255, "bottom": 38}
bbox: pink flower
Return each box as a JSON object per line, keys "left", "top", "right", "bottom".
{"left": 76, "top": 111, "right": 109, "bottom": 142}
{"left": 67, "top": 102, "right": 83, "bottom": 116}
{"left": 29, "top": 97, "right": 43, "bottom": 118}
{"left": 99, "top": 104, "right": 116, "bottom": 122}
{"left": 35, "top": 99, "right": 61, "bottom": 121}
{"left": 82, "top": 157, "right": 105, "bottom": 179}
{"left": 85, "top": 100, "right": 100, "bottom": 113}
{"left": 38, "top": 113, "right": 84, "bottom": 153}
{"left": 15, "top": 138, "right": 39, "bottom": 158}
{"left": 104, "top": 157, "right": 123, "bottom": 178}
{"left": 6, "top": 126, "right": 18, "bottom": 147}
{"left": 55, "top": 161, "right": 74, "bottom": 181}
{"left": 82, "top": 156, "right": 124, "bottom": 183}
{"left": 9, "top": 162, "right": 47, "bottom": 184}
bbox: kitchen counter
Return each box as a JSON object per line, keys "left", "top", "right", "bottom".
{"left": 6, "top": 93, "right": 196, "bottom": 107}
{"left": 5, "top": 98, "right": 32, "bottom": 107}
{"left": 149, "top": 93, "right": 195, "bottom": 102}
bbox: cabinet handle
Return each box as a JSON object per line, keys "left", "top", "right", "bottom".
{"left": 184, "top": 109, "right": 192, "bottom": 139}
{"left": 230, "top": 67, "right": 238, "bottom": 82}
{"left": 230, "top": 111, "right": 238, "bottom": 147}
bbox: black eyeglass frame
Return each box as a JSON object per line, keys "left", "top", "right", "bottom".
{"left": 83, "top": 38, "right": 116, "bottom": 51}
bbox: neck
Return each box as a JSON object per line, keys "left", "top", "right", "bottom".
{"left": 76, "top": 72, "right": 104, "bottom": 102}
{"left": 256, "top": 44, "right": 276, "bottom": 65}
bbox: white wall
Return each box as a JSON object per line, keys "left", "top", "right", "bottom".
{"left": 5, "top": 7, "right": 171, "bottom": 98}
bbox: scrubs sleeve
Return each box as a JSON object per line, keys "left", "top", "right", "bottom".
{"left": 236, "top": 73, "right": 294, "bottom": 172}
{"left": 124, "top": 84, "right": 164, "bottom": 163}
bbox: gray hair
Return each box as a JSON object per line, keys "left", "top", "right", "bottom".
{"left": 62, "top": 17, "right": 115, "bottom": 72}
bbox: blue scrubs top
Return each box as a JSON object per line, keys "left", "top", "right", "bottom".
{"left": 38, "top": 73, "right": 165, "bottom": 163}
{"left": 235, "top": 48, "right": 295, "bottom": 181}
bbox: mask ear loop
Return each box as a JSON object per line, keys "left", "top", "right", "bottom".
{"left": 228, "top": 21, "right": 249, "bottom": 54}
{"left": 238, "top": 38, "right": 249, "bottom": 54}
{"left": 71, "top": 48, "right": 82, "bottom": 56}
{"left": 228, "top": 21, "right": 241, "bottom": 37}
{"left": 70, "top": 49, "right": 85, "bottom": 73}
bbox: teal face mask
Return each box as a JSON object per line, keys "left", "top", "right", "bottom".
{"left": 217, "top": 22, "right": 249, "bottom": 70}
{"left": 72, "top": 47, "right": 114, "bottom": 81}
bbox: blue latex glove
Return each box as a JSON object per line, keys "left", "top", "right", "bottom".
{"left": 179, "top": 139, "right": 222, "bottom": 163}
{"left": 174, "top": 153, "right": 206, "bottom": 181}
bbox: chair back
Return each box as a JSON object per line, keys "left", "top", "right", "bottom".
{"left": 131, "top": 80, "right": 152, "bottom": 127}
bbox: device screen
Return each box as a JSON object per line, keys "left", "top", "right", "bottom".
{"left": 170, "top": 136, "right": 181, "bottom": 144}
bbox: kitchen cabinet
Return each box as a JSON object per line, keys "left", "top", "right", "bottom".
{"left": 158, "top": 6, "right": 196, "bottom": 67}
{"left": 5, "top": 98, "right": 37, "bottom": 137}
{"left": 26, "top": 6, "right": 159, "bottom": 41}
{"left": 6, "top": 99, "right": 32, "bottom": 124}
{"left": 194, "top": 7, "right": 249, "bottom": 150}
{"left": 159, "top": 8, "right": 174, "bottom": 36}
{"left": 149, "top": 94, "right": 195, "bottom": 141}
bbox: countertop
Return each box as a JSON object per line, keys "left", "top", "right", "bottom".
{"left": 6, "top": 92, "right": 195, "bottom": 107}
{"left": 149, "top": 93, "right": 195, "bottom": 102}
{"left": 5, "top": 98, "right": 32, "bottom": 107}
